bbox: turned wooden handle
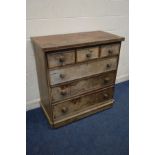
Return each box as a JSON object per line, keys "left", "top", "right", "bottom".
{"left": 59, "top": 56, "right": 65, "bottom": 63}
{"left": 104, "top": 77, "right": 110, "bottom": 83}
{"left": 60, "top": 90, "right": 67, "bottom": 96}
{"left": 106, "top": 64, "right": 111, "bottom": 69}
{"left": 86, "top": 53, "right": 91, "bottom": 58}
{"left": 60, "top": 74, "right": 65, "bottom": 79}
{"left": 108, "top": 50, "right": 113, "bottom": 55}
{"left": 103, "top": 93, "right": 109, "bottom": 98}
{"left": 61, "top": 107, "right": 68, "bottom": 113}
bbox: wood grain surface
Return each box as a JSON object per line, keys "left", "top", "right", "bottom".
{"left": 47, "top": 50, "right": 75, "bottom": 68}
{"left": 77, "top": 46, "right": 99, "bottom": 62}
{"left": 31, "top": 31, "right": 124, "bottom": 128}
{"left": 53, "top": 87, "right": 114, "bottom": 120}
{"left": 31, "top": 31, "right": 125, "bottom": 51}
{"left": 51, "top": 71, "right": 116, "bottom": 102}
{"left": 101, "top": 43, "right": 121, "bottom": 58}
{"left": 49, "top": 57, "right": 118, "bottom": 85}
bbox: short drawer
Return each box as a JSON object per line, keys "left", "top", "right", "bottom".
{"left": 77, "top": 47, "right": 99, "bottom": 62}
{"left": 49, "top": 57, "right": 118, "bottom": 85}
{"left": 47, "top": 50, "right": 75, "bottom": 68}
{"left": 100, "top": 43, "right": 120, "bottom": 58}
{"left": 53, "top": 87, "right": 114, "bottom": 120}
{"left": 51, "top": 71, "right": 116, "bottom": 102}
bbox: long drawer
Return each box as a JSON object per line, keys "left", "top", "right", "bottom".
{"left": 49, "top": 57, "right": 118, "bottom": 85}
{"left": 51, "top": 71, "right": 116, "bottom": 102}
{"left": 53, "top": 86, "right": 114, "bottom": 120}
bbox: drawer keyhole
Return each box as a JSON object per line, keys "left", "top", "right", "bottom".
{"left": 72, "top": 98, "right": 80, "bottom": 104}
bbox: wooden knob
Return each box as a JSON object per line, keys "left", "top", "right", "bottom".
{"left": 103, "top": 93, "right": 109, "bottom": 99}
{"left": 104, "top": 77, "right": 110, "bottom": 84}
{"left": 106, "top": 64, "right": 111, "bottom": 69}
{"left": 61, "top": 107, "right": 68, "bottom": 113}
{"left": 60, "top": 74, "right": 65, "bottom": 79}
{"left": 60, "top": 90, "right": 67, "bottom": 96}
{"left": 108, "top": 50, "right": 113, "bottom": 55}
{"left": 59, "top": 56, "right": 65, "bottom": 63}
{"left": 86, "top": 53, "right": 91, "bottom": 58}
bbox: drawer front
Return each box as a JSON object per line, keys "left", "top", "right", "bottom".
{"left": 77, "top": 47, "right": 99, "bottom": 62}
{"left": 49, "top": 57, "right": 118, "bottom": 85}
{"left": 53, "top": 87, "right": 114, "bottom": 120}
{"left": 47, "top": 50, "right": 75, "bottom": 68}
{"left": 51, "top": 71, "right": 116, "bottom": 102}
{"left": 100, "top": 43, "right": 120, "bottom": 58}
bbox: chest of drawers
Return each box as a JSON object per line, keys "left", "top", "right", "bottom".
{"left": 31, "top": 31, "right": 125, "bottom": 128}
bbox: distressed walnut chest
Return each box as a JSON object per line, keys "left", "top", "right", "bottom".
{"left": 32, "top": 31, "right": 125, "bottom": 128}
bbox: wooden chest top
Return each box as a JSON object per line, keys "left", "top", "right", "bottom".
{"left": 31, "top": 31, "right": 125, "bottom": 51}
